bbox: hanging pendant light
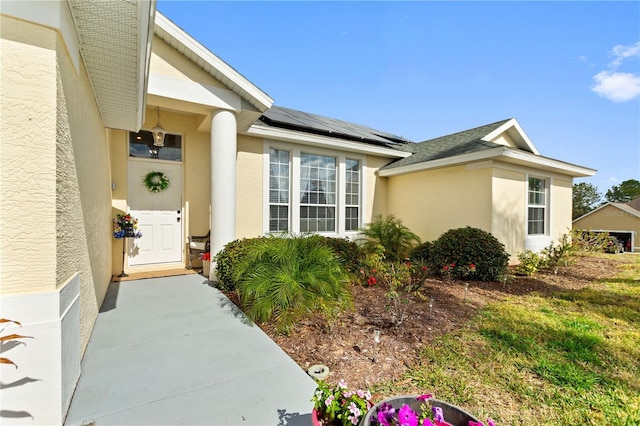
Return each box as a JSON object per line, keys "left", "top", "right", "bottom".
{"left": 151, "top": 106, "right": 165, "bottom": 147}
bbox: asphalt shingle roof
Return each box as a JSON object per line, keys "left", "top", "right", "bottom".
{"left": 625, "top": 197, "right": 640, "bottom": 213}
{"left": 381, "top": 119, "right": 512, "bottom": 170}
{"left": 258, "top": 106, "right": 414, "bottom": 147}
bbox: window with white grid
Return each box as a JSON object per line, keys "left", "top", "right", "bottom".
{"left": 300, "top": 154, "right": 336, "bottom": 232}
{"left": 345, "top": 159, "right": 360, "bottom": 231}
{"left": 527, "top": 177, "right": 546, "bottom": 235}
{"left": 269, "top": 149, "right": 290, "bottom": 232}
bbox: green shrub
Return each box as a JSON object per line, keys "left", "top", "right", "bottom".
{"left": 233, "top": 235, "right": 352, "bottom": 334}
{"left": 214, "top": 237, "right": 263, "bottom": 292}
{"left": 429, "top": 227, "right": 509, "bottom": 282}
{"left": 410, "top": 241, "right": 434, "bottom": 263}
{"left": 516, "top": 251, "right": 544, "bottom": 276}
{"left": 540, "top": 234, "right": 574, "bottom": 268}
{"left": 313, "top": 235, "right": 364, "bottom": 273}
{"left": 359, "top": 215, "right": 420, "bottom": 262}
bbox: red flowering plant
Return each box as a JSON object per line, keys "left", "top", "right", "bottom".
{"left": 441, "top": 263, "right": 477, "bottom": 283}
{"left": 358, "top": 245, "right": 429, "bottom": 326}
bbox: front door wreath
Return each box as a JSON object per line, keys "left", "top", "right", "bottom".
{"left": 143, "top": 171, "right": 170, "bottom": 193}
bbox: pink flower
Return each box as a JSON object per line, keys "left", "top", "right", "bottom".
{"left": 337, "top": 379, "right": 348, "bottom": 389}
{"left": 324, "top": 395, "right": 334, "bottom": 407}
{"left": 417, "top": 394, "right": 433, "bottom": 401}
{"left": 398, "top": 404, "right": 418, "bottom": 426}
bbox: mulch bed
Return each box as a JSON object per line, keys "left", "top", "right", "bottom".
{"left": 251, "top": 255, "right": 623, "bottom": 390}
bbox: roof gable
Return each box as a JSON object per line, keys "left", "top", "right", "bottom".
{"left": 573, "top": 201, "right": 640, "bottom": 222}
{"left": 153, "top": 12, "right": 272, "bottom": 113}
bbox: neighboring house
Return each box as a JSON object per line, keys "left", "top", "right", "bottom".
{"left": 573, "top": 198, "right": 640, "bottom": 252}
{"left": 0, "top": 2, "right": 595, "bottom": 423}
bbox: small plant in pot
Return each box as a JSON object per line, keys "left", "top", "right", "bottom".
{"left": 311, "top": 379, "right": 373, "bottom": 425}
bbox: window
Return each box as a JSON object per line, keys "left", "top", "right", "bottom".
{"left": 266, "top": 146, "right": 362, "bottom": 235}
{"left": 300, "top": 154, "right": 336, "bottom": 232}
{"left": 527, "top": 177, "right": 546, "bottom": 235}
{"left": 269, "top": 149, "right": 290, "bottom": 232}
{"left": 345, "top": 159, "right": 360, "bottom": 231}
{"left": 129, "top": 131, "right": 182, "bottom": 161}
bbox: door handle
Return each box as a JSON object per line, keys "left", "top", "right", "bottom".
{"left": 177, "top": 217, "right": 181, "bottom": 223}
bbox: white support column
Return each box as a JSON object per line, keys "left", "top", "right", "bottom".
{"left": 210, "top": 109, "right": 237, "bottom": 280}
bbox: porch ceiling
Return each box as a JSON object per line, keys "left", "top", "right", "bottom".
{"left": 68, "top": 0, "right": 155, "bottom": 131}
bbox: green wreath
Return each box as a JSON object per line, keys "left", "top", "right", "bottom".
{"left": 143, "top": 171, "right": 170, "bottom": 193}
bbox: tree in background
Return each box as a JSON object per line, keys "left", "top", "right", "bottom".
{"left": 573, "top": 182, "right": 602, "bottom": 219}
{"left": 605, "top": 179, "right": 640, "bottom": 203}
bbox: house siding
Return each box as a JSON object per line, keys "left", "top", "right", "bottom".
{"left": 386, "top": 165, "right": 493, "bottom": 243}
{"left": 237, "top": 135, "right": 264, "bottom": 238}
{"left": 491, "top": 166, "right": 526, "bottom": 261}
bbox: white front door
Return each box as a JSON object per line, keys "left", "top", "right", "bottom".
{"left": 128, "top": 159, "right": 183, "bottom": 266}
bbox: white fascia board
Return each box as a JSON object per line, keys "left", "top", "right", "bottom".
{"left": 136, "top": 0, "right": 156, "bottom": 131}
{"left": 378, "top": 147, "right": 596, "bottom": 177}
{"left": 154, "top": 13, "right": 273, "bottom": 112}
{"left": 482, "top": 118, "right": 540, "bottom": 155}
{"left": 247, "top": 124, "right": 412, "bottom": 158}
{"left": 148, "top": 73, "right": 241, "bottom": 111}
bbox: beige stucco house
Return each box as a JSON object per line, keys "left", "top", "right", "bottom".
{"left": 573, "top": 198, "right": 640, "bottom": 252}
{"left": 0, "top": 2, "right": 595, "bottom": 423}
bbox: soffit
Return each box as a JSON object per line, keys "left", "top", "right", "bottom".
{"left": 68, "top": 0, "right": 154, "bottom": 131}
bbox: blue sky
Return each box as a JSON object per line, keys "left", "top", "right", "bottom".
{"left": 157, "top": 1, "right": 639, "bottom": 195}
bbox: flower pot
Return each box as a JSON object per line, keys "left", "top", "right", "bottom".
{"left": 360, "top": 396, "right": 480, "bottom": 426}
{"left": 311, "top": 408, "right": 321, "bottom": 426}
{"left": 202, "top": 260, "right": 210, "bottom": 276}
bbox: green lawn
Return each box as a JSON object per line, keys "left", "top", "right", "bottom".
{"left": 373, "top": 254, "right": 640, "bottom": 425}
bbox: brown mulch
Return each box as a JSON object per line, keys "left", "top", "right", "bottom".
{"left": 250, "top": 254, "right": 626, "bottom": 391}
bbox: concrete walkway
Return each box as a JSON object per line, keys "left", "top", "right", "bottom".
{"left": 65, "top": 274, "right": 317, "bottom": 425}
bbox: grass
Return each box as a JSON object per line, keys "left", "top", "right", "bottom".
{"left": 372, "top": 254, "right": 640, "bottom": 425}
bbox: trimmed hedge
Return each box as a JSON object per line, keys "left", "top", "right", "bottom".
{"left": 429, "top": 227, "right": 509, "bottom": 282}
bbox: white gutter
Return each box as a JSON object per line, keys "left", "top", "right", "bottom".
{"left": 246, "top": 124, "right": 412, "bottom": 158}
{"left": 378, "top": 146, "right": 596, "bottom": 177}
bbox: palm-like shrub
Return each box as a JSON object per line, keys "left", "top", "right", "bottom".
{"left": 233, "top": 235, "right": 352, "bottom": 334}
{"left": 359, "top": 215, "right": 420, "bottom": 262}
{"left": 429, "top": 227, "right": 509, "bottom": 282}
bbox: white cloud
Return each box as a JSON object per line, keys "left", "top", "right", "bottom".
{"left": 591, "top": 41, "right": 640, "bottom": 102}
{"left": 611, "top": 41, "right": 640, "bottom": 67}
{"left": 591, "top": 71, "right": 640, "bottom": 102}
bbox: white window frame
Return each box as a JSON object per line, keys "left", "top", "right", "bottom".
{"left": 262, "top": 141, "right": 366, "bottom": 237}
{"left": 525, "top": 174, "right": 552, "bottom": 251}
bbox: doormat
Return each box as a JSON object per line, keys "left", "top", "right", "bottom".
{"left": 112, "top": 268, "right": 200, "bottom": 282}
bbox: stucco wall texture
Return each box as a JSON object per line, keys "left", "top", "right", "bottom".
{"left": 1, "top": 17, "right": 57, "bottom": 295}
{"left": 56, "top": 39, "right": 113, "bottom": 352}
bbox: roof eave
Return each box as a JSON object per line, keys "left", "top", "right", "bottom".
{"left": 378, "top": 147, "right": 596, "bottom": 177}
{"left": 246, "top": 124, "right": 412, "bottom": 158}
{"left": 154, "top": 12, "right": 273, "bottom": 113}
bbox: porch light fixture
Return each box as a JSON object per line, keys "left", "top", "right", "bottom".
{"left": 151, "top": 106, "right": 166, "bottom": 147}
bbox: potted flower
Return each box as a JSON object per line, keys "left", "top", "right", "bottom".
{"left": 113, "top": 213, "right": 142, "bottom": 239}
{"left": 311, "top": 379, "right": 373, "bottom": 425}
{"left": 201, "top": 252, "right": 211, "bottom": 276}
{"left": 362, "top": 394, "right": 494, "bottom": 426}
